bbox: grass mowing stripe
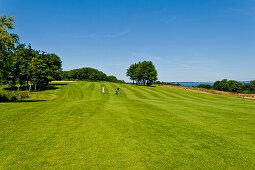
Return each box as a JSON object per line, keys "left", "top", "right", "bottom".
{"left": 1, "top": 81, "right": 255, "bottom": 169}
{"left": 153, "top": 86, "right": 255, "bottom": 113}
{"left": 120, "top": 85, "right": 251, "bottom": 120}
{"left": 157, "top": 86, "right": 247, "bottom": 104}
{"left": 121, "top": 97, "right": 255, "bottom": 168}
{"left": 120, "top": 84, "right": 156, "bottom": 100}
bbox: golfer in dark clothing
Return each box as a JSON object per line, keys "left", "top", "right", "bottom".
{"left": 115, "top": 87, "right": 119, "bottom": 95}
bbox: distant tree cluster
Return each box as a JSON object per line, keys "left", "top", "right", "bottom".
{"left": 155, "top": 79, "right": 255, "bottom": 94}
{"left": 0, "top": 15, "right": 62, "bottom": 91}
{"left": 126, "top": 61, "right": 158, "bottom": 86}
{"left": 197, "top": 84, "right": 213, "bottom": 89}
{"left": 197, "top": 79, "right": 255, "bottom": 93}
{"left": 62, "top": 67, "right": 123, "bottom": 83}
{"left": 213, "top": 79, "right": 255, "bottom": 93}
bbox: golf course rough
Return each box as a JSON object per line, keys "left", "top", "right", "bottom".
{"left": 0, "top": 82, "right": 255, "bottom": 169}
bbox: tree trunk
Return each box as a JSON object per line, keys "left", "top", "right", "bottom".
{"left": 34, "top": 84, "right": 37, "bottom": 91}
{"left": 29, "top": 82, "right": 31, "bottom": 92}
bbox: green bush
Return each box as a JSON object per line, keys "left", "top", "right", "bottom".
{"left": 21, "top": 91, "right": 30, "bottom": 99}
{"left": 197, "top": 84, "right": 212, "bottom": 89}
{"left": 242, "top": 90, "right": 250, "bottom": 94}
{"left": 213, "top": 79, "right": 249, "bottom": 93}
{"left": 0, "top": 91, "right": 19, "bottom": 101}
{"left": 0, "top": 93, "right": 8, "bottom": 101}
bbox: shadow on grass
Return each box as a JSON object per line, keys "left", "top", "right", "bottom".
{"left": 3, "top": 83, "right": 67, "bottom": 91}
{"left": 1, "top": 83, "right": 68, "bottom": 103}
{"left": 34, "top": 84, "right": 68, "bottom": 91}
{"left": 0, "top": 99, "right": 47, "bottom": 103}
{"left": 39, "top": 85, "right": 59, "bottom": 91}
{"left": 50, "top": 83, "right": 67, "bottom": 86}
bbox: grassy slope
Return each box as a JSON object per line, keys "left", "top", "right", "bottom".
{"left": 0, "top": 82, "right": 255, "bottom": 169}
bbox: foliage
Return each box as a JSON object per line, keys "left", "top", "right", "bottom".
{"left": 62, "top": 67, "right": 122, "bottom": 83}
{"left": 0, "top": 15, "right": 62, "bottom": 91}
{"left": 107, "top": 75, "right": 118, "bottom": 82}
{"left": 0, "top": 15, "right": 19, "bottom": 52}
{"left": 0, "top": 15, "right": 19, "bottom": 86}
{"left": 197, "top": 84, "right": 213, "bottom": 89}
{"left": 0, "top": 90, "right": 19, "bottom": 101}
{"left": 250, "top": 80, "right": 255, "bottom": 92}
{"left": 126, "top": 61, "right": 158, "bottom": 86}
{"left": 213, "top": 79, "right": 254, "bottom": 93}
{"left": 1, "top": 44, "right": 62, "bottom": 90}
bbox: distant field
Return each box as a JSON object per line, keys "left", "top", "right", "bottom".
{"left": 1, "top": 82, "right": 255, "bottom": 169}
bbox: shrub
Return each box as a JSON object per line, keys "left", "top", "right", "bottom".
{"left": 20, "top": 91, "right": 30, "bottom": 99}
{"left": 0, "top": 91, "right": 19, "bottom": 101}
{"left": 214, "top": 79, "right": 244, "bottom": 92}
{"left": 0, "top": 93, "right": 8, "bottom": 101}
{"left": 197, "top": 84, "right": 212, "bottom": 89}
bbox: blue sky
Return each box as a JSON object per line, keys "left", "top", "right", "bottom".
{"left": 1, "top": 0, "right": 254, "bottom": 82}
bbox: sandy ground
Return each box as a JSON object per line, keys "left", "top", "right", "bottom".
{"left": 156, "top": 84, "right": 255, "bottom": 100}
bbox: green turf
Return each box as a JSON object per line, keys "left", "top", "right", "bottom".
{"left": 1, "top": 82, "right": 255, "bottom": 169}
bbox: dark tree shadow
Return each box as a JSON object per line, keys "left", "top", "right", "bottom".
{"left": 0, "top": 100, "right": 47, "bottom": 103}
{"left": 3, "top": 87, "right": 18, "bottom": 90}
{"left": 39, "top": 85, "right": 59, "bottom": 91}
{"left": 36, "top": 84, "right": 68, "bottom": 91}
{"left": 3, "top": 83, "right": 67, "bottom": 91}
{"left": 50, "top": 83, "right": 67, "bottom": 86}
{"left": 1, "top": 83, "right": 68, "bottom": 103}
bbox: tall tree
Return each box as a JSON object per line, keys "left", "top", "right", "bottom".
{"left": 0, "top": 15, "right": 18, "bottom": 52}
{"left": 0, "top": 15, "right": 19, "bottom": 85}
{"left": 126, "top": 61, "right": 158, "bottom": 86}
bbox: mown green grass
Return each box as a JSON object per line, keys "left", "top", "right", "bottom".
{"left": 1, "top": 81, "right": 255, "bottom": 169}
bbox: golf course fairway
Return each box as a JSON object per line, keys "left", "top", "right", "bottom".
{"left": 1, "top": 81, "right": 255, "bottom": 169}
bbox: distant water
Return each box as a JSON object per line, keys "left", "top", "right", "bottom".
{"left": 169, "top": 81, "right": 250, "bottom": 87}
{"left": 170, "top": 82, "right": 214, "bottom": 87}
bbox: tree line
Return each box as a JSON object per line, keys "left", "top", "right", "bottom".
{"left": 193, "top": 79, "right": 255, "bottom": 93}
{"left": 62, "top": 67, "right": 124, "bottom": 83}
{"left": 156, "top": 79, "right": 255, "bottom": 94}
{"left": 0, "top": 15, "right": 62, "bottom": 91}
{"left": 212, "top": 79, "right": 255, "bottom": 93}
{"left": 126, "top": 61, "right": 158, "bottom": 86}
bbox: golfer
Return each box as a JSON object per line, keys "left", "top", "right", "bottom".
{"left": 102, "top": 86, "right": 105, "bottom": 94}
{"left": 115, "top": 87, "right": 119, "bottom": 95}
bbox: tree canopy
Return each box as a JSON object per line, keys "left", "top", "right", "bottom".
{"left": 62, "top": 67, "right": 122, "bottom": 83}
{"left": 212, "top": 79, "right": 255, "bottom": 93}
{"left": 0, "top": 15, "right": 19, "bottom": 52}
{"left": 126, "top": 61, "right": 158, "bottom": 86}
{"left": 0, "top": 15, "right": 62, "bottom": 91}
{"left": 213, "top": 79, "right": 243, "bottom": 93}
